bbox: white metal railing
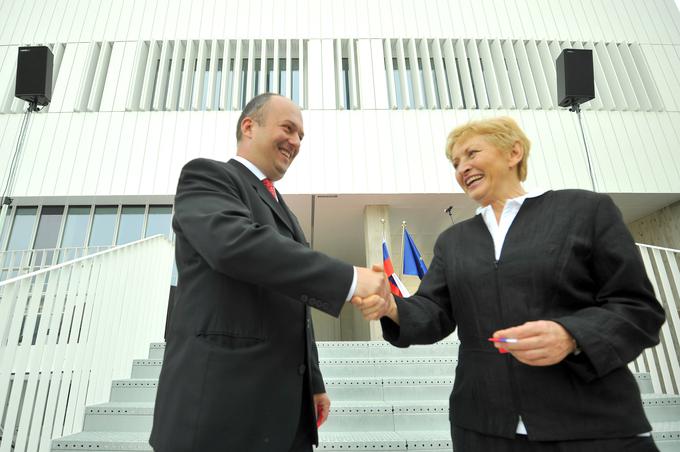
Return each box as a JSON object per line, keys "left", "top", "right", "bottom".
{"left": 0, "top": 246, "right": 111, "bottom": 282}
{"left": 0, "top": 235, "right": 173, "bottom": 452}
{"left": 630, "top": 244, "right": 680, "bottom": 395}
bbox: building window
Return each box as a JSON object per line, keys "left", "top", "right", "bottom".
{"left": 116, "top": 206, "right": 145, "bottom": 245}
{"left": 59, "top": 206, "right": 91, "bottom": 261}
{"left": 32, "top": 206, "right": 64, "bottom": 265}
{"left": 145, "top": 206, "right": 173, "bottom": 239}
{"left": 88, "top": 206, "right": 117, "bottom": 247}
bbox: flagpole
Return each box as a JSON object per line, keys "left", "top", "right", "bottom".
{"left": 401, "top": 221, "right": 406, "bottom": 276}
{"left": 380, "top": 218, "right": 386, "bottom": 242}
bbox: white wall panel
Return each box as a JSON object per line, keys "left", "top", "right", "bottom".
{"left": 92, "top": 1, "right": 114, "bottom": 42}
{"left": 0, "top": 115, "right": 22, "bottom": 193}
{"left": 366, "top": 0, "right": 383, "bottom": 38}
{"left": 138, "top": 112, "right": 165, "bottom": 194}
{"left": 154, "top": 111, "right": 179, "bottom": 193}
{"left": 66, "top": 113, "right": 98, "bottom": 194}
{"left": 52, "top": 114, "right": 86, "bottom": 195}
{"left": 2, "top": 0, "right": 26, "bottom": 43}
{"left": 111, "top": 0, "right": 134, "bottom": 41}
{"left": 3, "top": 0, "right": 680, "bottom": 45}
{"left": 95, "top": 112, "right": 124, "bottom": 195}
{"left": 13, "top": 0, "right": 39, "bottom": 44}
{"left": 0, "top": 45, "right": 16, "bottom": 112}
{"left": 124, "top": 112, "right": 152, "bottom": 194}
{"left": 322, "top": 111, "right": 340, "bottom": 192}
{"left": 125, "top": 0, "right": 147, "bottom": 41}
{"left": 642, "top": 44, "right": 678, "bottom": 111}
{"left": 79, "top": 0, "right": 103, "bottom": 42}
{"left": 655, "top": 112, "right": 680, "bottom": 182}
{"left": 9, "top": 113, "right": 44, "bottom": 196}
{"left": 2, "top": 109, "right": 680, "bottom": 197}
{"left": 80, "top": 112, "right": 112, "bottom": 194}
{"left": 108, "top": 112, "right": 137, "bottom": 194}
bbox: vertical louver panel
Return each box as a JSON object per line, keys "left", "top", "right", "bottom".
{"left": 584, "top": 41, "right": 616, "bottom": 110}
{"left": 206, "top": 40, "right": 220, "bottom": 111}
{"left": 629, "top": 43, "right": 665, "bottom": 111}
{"left": 466, "top": 39, "right": 489, "bottom": 109}
{"left": 478, "top": 39, "right": 502, "bottom": 109}
{"left": 524, "top": 40, "right": 552, "bottom": 109}
{"left": 501, "top": 39, "right": 528, "bottom": 109}
{"left": 383, "top": 39, "right": 397, "bottom": 109}
{"left": 166, "top": 40, "right": 185, "bottom": 111}
{"left": 513, "top": 39, "right": 541, "bottom": 109}
{"left": 75, "top": 42, "right": 101, "bottom": 112}
{"left": 431, "top": 39, "right": 452, "bottom": 109}
{"left": 442, "top": 39, "right": 465, "bottom": 109}
{"left": 139, "top": 41, "right": 160, "bottom": 111}
{"left": 407, "top": 39, "right": 423, "bottom": 109}
{"left": 419, "top": 39, "right": 437, "bottom": 109}
{"left": 454, "top": 38, "right": 476, "bottom": 109}
{"left": 178, "top": 40, "right": 197, "bottom": 111}
{"left": 594, "top": 41, "right": 627, "bottom": 110}
{"left": 490, "top": 39, "right": 515, "bottom": 109}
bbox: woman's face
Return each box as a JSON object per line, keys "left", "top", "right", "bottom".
{"left": 451, "top": 135, "right": 519, "bottom": 206}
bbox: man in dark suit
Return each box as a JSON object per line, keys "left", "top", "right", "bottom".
{"left": 149, "top": 93, "right": 387, "bottom": 452}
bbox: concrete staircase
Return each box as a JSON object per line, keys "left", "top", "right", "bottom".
{"left": 51, "top": 341, "right": 680, "bottom": 451}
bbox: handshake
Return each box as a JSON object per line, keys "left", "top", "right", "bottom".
{"left": 351, "top": 265, "right": 399, "bottom": 323}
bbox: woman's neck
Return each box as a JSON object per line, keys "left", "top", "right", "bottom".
{"left": 489, "top": 185, "right": 527, "bottom": 223}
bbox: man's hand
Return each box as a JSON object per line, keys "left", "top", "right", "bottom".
{"left": 352, "top": 293, "right": 399, "bottom": 323}
{"left": 313, "top": 392, "right": 331, "bottom": 428}
{"left": 354, "top": 265, "right": 390, "bottom": 300}
{"left": 491, "top": 320, "right": 577, "bottom": 366}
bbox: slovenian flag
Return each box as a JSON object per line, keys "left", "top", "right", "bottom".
{"left": 403, "top": 228, "right": 428, "bottom": 279}
{"left": 382, "top": 240, "right": 410, "bottom": 297}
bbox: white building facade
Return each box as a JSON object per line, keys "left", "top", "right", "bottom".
{"left": 0, "top": 0, "right": 679, "bottom": 340}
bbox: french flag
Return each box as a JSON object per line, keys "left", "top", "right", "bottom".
{"left": 382, "top": 241, "right": 410, "bottom": 297}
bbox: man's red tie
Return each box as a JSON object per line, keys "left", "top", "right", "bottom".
{"left": 262, "top": 178, "right": 277, "bottom": 200}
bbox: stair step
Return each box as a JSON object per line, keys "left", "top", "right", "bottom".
{"left": 109, "top": 372, "right": 655, "bottom": 405}
{"left": 110, "top": 379, "right": 158, "bottom": 402}
{"left": 52, "top": 431, "right": 152, "bottom": 451}
{"left": 130, "top": 357, "right": 460, "bottom": 379}
{"left": 53, "top": 428, "right": 680, "bottom": 452}
{"left": 80, "top": 394, "right": 680, "bottom": 434}
{"left": 83, "top": 402, "right": 154, "bottom": 432}
{"left": 147, "top": 341, "right": 461, "bottom": 360}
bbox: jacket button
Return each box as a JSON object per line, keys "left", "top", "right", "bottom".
{"left": 301, "top": 295, "right": 308, "bottom": 302}
{"left": 298, "top": 364, "right": 306, "bottom": 375}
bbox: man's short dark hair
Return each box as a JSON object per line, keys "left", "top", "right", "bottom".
{"left": 236, "top": 93, "right": 280, "bottom": 142}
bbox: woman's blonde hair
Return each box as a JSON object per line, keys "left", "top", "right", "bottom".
{"left": 445, "top": 116, "right": 531, "bottom": 181}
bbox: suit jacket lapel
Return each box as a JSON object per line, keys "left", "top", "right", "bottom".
{"left": 229, "top": 160, "right": 298, "bottom": 238}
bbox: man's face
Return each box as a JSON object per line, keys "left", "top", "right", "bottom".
{"left": 246, "top": 96, "right": 304, "bottom": 181}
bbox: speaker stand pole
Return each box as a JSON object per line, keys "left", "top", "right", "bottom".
{"left": 1, "top": 100, "right": 37, "bottom": 207}
{"left": 570, "top": 103, "right": 597, "bottom": 192}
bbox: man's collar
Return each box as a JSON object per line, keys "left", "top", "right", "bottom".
{"left": 233, "top": 155, "right": 267, "bottom": 181}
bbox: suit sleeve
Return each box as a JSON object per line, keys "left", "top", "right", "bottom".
{"left": 173, "top": 159, "right": 354, "bottom": 317}
{"left": 553, "top": 194, "right": 665, "bottom": 381}
{"left": 381, "top": 234, "right": 457, "bottom": 347}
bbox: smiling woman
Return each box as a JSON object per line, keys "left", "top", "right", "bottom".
{"left": 355, "top": 116, "right": 666, "bottom": 452}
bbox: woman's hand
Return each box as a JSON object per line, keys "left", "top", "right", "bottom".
{"left": 491, "top": 320, "right": 577, "bottom": 366}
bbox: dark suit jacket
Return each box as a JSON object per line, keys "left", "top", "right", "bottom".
{"left": 381, "top": 190, "right": 665, "bottom": 441}
{"left": 150, "top": 158, "right": 353, "bottom": 452}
